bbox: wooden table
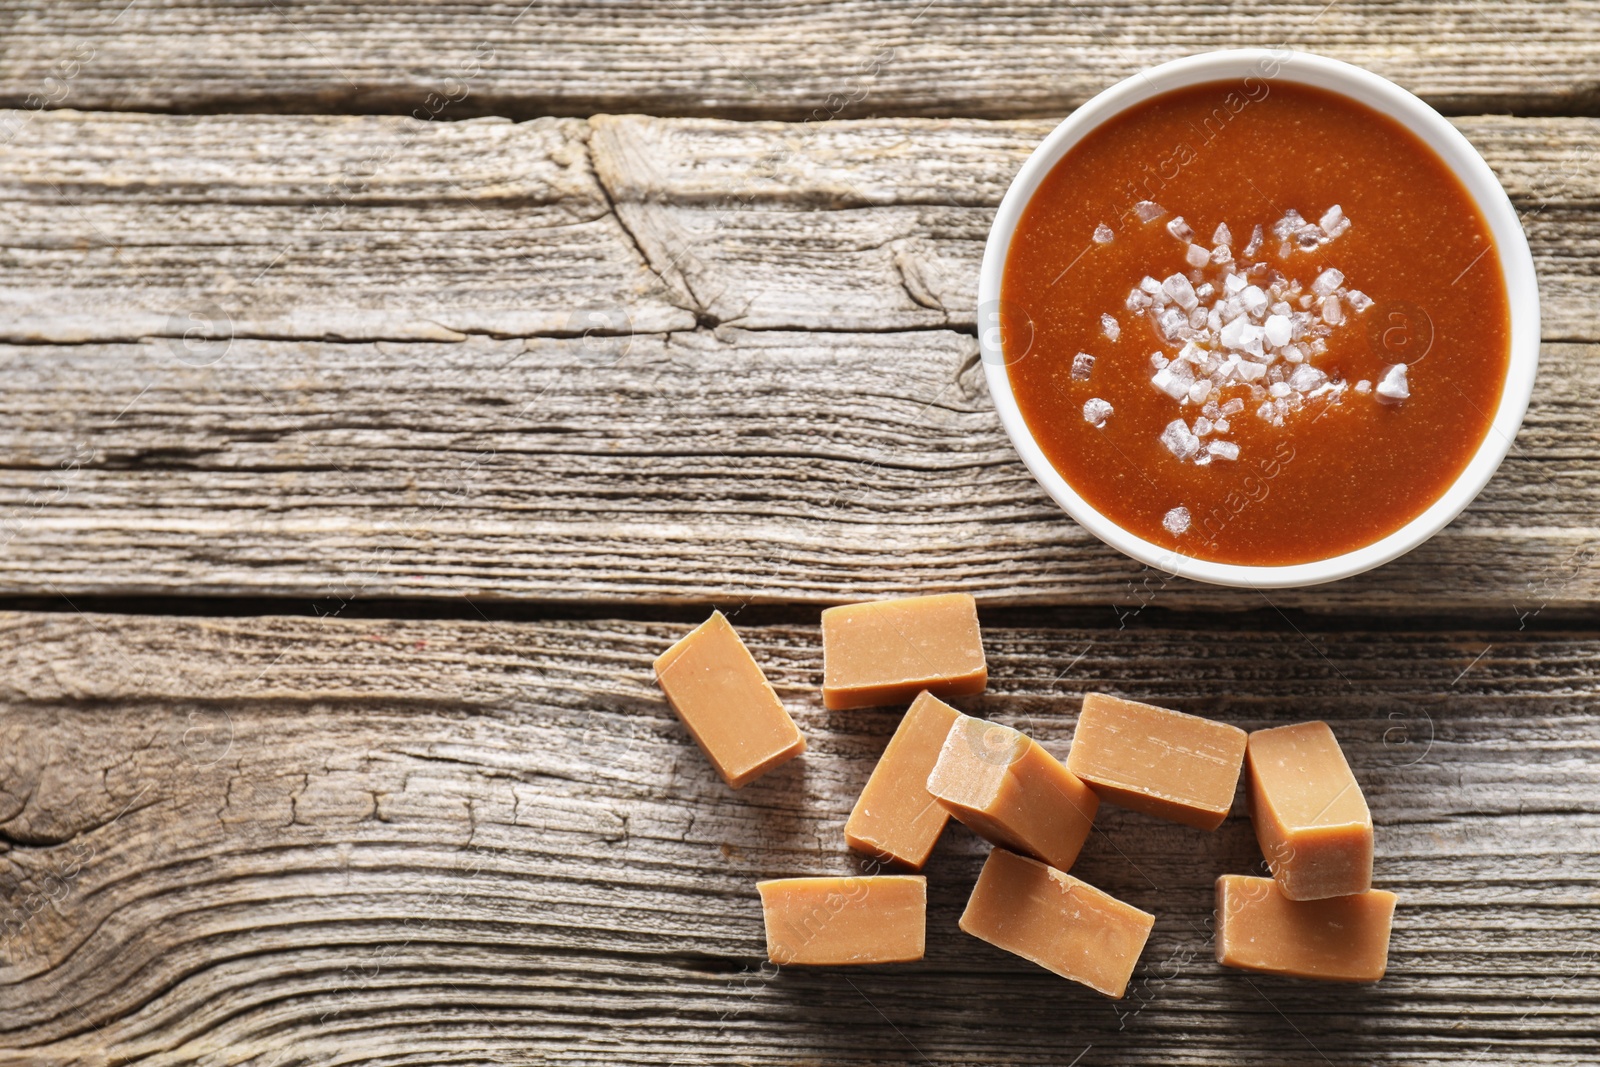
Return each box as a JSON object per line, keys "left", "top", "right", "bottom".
{"left": 2, "top": 3, "right": 1597, "bottom": 1064}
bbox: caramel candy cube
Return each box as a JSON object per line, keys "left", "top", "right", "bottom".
{"left": 845, "top": 691, "right": 961, "bottom": 868}
{"left": 820, "top": 593, "right": 986, "bottom": 710}
{"left": 960, "top": 848, "right": 1154, "bottom": 998}
{"left": 1215, "top": 874, "right": 1397, "bottom": 982}
{"left": 1247, "top": 721, "right": 1373, "bottom": 899}
{"left": 927, "top": 714, "right": 1099, "bottom": 872}
{"left": 757, "top": 875, "right": 926, "bottom": 965}
{"left": 653, "top": 611, "right": 804, "bottom": 789}
{"left": 1067, "top": 693, "right": 1247, "bottom": 830}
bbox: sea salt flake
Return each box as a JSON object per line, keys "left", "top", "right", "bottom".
{"left": 1195, "top": 282, "right": 1215, "bottom": 302}
{"left": 1319, "top": 204, "right": 1344, "bottom": 233}
{"left": 1101, "top": 313, "right": 1121, "bottom": 342}
{"left": 1322, "top": 294, "right": 1344, "bottom": 325}
{"left": 1163, "top": 273, "right": 1199, "bottom": 310}
{"left": 1289, "top": 365, "right": 1327, "bottom": 393}
{"left": 1186, "top": 242, "right": 1211, "bottom": 268}
{"left": 1272, "top": 209, "right": 1306, "bottom": 240}
{"left": 1135, "top": 200, "right": 1165, "bottom": 223}
{"left": 1211, "top": 243, "right": 1233, "bottom": 265}
{"left": 1150, "top": 352, "right": 1170, "bottom": 370}
{"left": 1355, "top": 379, "right": 1372, "bottom": 394}
{"left": 1094, "top": 222, "right": 1115, "bottom": 244}
{"left": 1269, "top": 381, "right": 1292, "bottom": 398}
{"left": 1221, "top": 398, "right": 1245, "bottom": 416}
{"left": 1213, "top": 222, "right": 1232, "bottom": 246}
{"left": 1345, "top": 289, "right": 1373, "bottom": 312}
{"left": 1151, "top": 362, "right": 1192, "bottom": 399}
{"left": 1158, "top": 307, "right": 1189, "bottom": 340}
{"left": 1208, "top": 440, "right": 1240, "bottom": 461}
{"left": 1167, "top": 215, "right": 1195, "bottom": 242}
{"left": 1225, "top": 273, "right": 1247, "bottom": 295}
{"left": 1264, "top": 314, "right": 1292, "bottom": 347}
{"left": 1312, "top": 268, "right": 1344, "bottom": 296}
{"left": 1235, "top": 359, "right": 1267, "bottom": 382}
{"left": 1214, "top": 418, "right": 1230, "bottom": 433}
{"left": 1188, "top": 379, "right": 1212, "bottom": 404}
{"left": 1126, "top": 288, "right": 1151, "bottom": 311}
{"left": 1376, "top": 363, "right": 1410, "bottom": 401}
{"left": 1163, "top": 506, "right": 1191, "bottom": 535}
{"left": 1141, "top": 275, "right": 1162, "bottom": 294}
{"left": 1240, "top": 285, "right": 1269, "bottom": 317}
{"left": 1193, "top": 415, "right": 1214, "bottom": 436}
{"left": 1072, "top": 353, "right": 1096, "bottom": 381}
{"left": 1243, "top": 224, "right": 1264, "bottom": 257}
{"left": 1160, "top": 419, "right": 1201, "bottom": 459}
{"left": 1083, "top": 397, "right": 1114, "bottom": 427}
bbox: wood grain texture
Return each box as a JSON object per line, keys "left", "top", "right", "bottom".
{"left": 5, "top": 1, "right": 1600, "bottom": 119}
{"left": 4, "top": 111, "right": 1598, "bottom": 343}
{"left": 1, "top": 610, "right": 1596, "bottom": 1064}
{"left": 0, "top": 330, "right": 1594, "bottom": 612}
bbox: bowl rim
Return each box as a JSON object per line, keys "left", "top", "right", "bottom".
{"left": 977, "top": 47, "right": 1540, "bottom": 588}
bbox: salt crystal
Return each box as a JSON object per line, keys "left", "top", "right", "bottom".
{"left": 1126, "top": 288, "right": 1151, "bottom": 311}
{"left": 1135, "top": 200, "right": 1165, "bottom": 223}
{"left": 1221, "top": 398, "right": 1244, "bottom": 416}
{"left": 1256, "top": 400, "right": 1283, "bottom": 426}
{"left": 1160, "top": 419, "right": 1201, "bottom": 460}
{"left": 1185, "top": 243, "right": 1210, "bottom": 268}
{"left": 1101, "top": 313, "right": 1121, "bottom": 342}
{"left": 1177, "top": 341, "right": 1206, "bottom": 365}
{"left": 1272, "top": 209, "right": 1306, "bottom": 240}
{"left": 1187, "top": 306, "right": 1207, "bottom": 329}
{"left": 1150, "top": 352, "right": 1169, "bottom": 370}
{"left": 1213, "top": 222, "right": 1232, "bottom": 246}
{"left": 1214, "top": 418, "right": 1230, "bottom": 433}
{"left": 1211, "top": 244, "right": 1233, "bottom": 265}
{"left": 1319, "top": 204, "right": 1344, "bottom": 233}
{"left": 1240, "top": 285, "right": 1269, "bottom": 317}
{"left": 1299, "top": 294, "right": 1314, "bottom": 309}
{"left": 1278, "top": 241, "right": 1293, "bottom": 259}
{"left": 1163, "top": 506, "right": 1191, "bottom": 535}
{"left": 1195, "top": 282, "right": 1215, "bottom": 302}
{"left": 1243, "top": 224, "right": 1264, "bottom": 258}
{"left": 1270, "top": 300, "right": 1293, "bottom": 318}
{"left": 1140, "top": 275, "right": 1162, "bottom": 294}
{"left": 1376, "top": 363, "right": 1410, "bottom": 401}
{"left": 1208, "top": 440, "right": 1240, "bottom": 461}
{"left": 1295, "top": 225, "right": 1323, "bottom": 250}
{"left": 1264, "top": 313, "right": 1292, "bottom": 347}
{"left": 1152, "top": 362, "right": 1192, "bottom": 400}
{"left": 1312, "top": 268, "right": 1344, "bottom": 296}
{"left": 1202, "top": 399, "right": 1221, "bottom": 419}
{"left": 1225, "top": 273, "right": 1247, "bottom": 294}
{"left": 1289, "top": 365, "right": 1327, "bottom": 393}
{"left": 1238, "top": 323, "right": 1266, "bottom": 357}
{"left": 1219, "top": 315, "right": 1249, "bottom": 350}
{"left": 1269, "top": 381, "right": 1292, "bottom": 398}
{"left": 1072, "top": 353, "right": 1096, "bottom": 381}
{"left": 1345, "top": 288, "right": 1373, "bottom": 312}
{"left": 1158, "top": 307, "right": 1189, "bottom": 339}
{"left": 1094, "top": 222, "right": 1115, "bottom": 244}
{"left": 1188, "top": 379, "right": 1212, "bottom": 404}
{"left": 1194, "top": 452, "right": 1212, "bottom": 467}
{"left": 1282, "top": 344, "right": 1304, "bottom": 364}
{"left": 1193, "top": 415, "right": 1213, "bottom": 436}
{"left": 1355, "top": 379, "right": 1372, "bottom": 394}
{"left": 1083, "top": 397, "right": 1113, "bottom": 427}
{"left": 1167, "top": 216, "right": 1195, "bottom": 242}
{"left": 1322, "top": 294, "right": 1344, "bottom": 325}
{"left": 1163, "top": 273, "right": 1199, "bottom": 310}
{"left": 1235, "top": 359, "right": 1267, "bottom": 382}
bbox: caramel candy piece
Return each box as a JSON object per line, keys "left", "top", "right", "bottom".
{"left": 927, "top": 714, "right": 1099, "bottom": 872}
{"left": 820, "top": 593, "right": 986, "bottom": 710}
{"left": 1215, "top": 874, "right": 1397, "bottom": 982}
{"left": 960, "top": 848, "right": 1153, "bottom": 998}
{"left": 757, "top": 875, "right": 926, "bottom": 965}
{"left": 653, "top": 611, "right": 804, "bottom": 789}
{"left": 1247, "top": 721, "right": 1372, "bottom": 899}
{"left": 845, "top": 691, "right": 961, "bottom": 868}
{"left": 1067, "top": 693, "right": 1247, "bottom": 830}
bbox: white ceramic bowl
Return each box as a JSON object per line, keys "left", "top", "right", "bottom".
{"left": 978, "top": 48, "right": 1539, "bottom": 588}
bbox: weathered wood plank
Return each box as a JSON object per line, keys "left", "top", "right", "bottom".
{"left": 4, "top": 111, "right": 1595, "bottom": 344}
{"left": 1, "top": 611, "right": 1596, "bottom": 1064}
{"left": 0, "top": 111, "right": 694, "bottom": 342}
{"left": 4, "top": 1, "right": 1600, "bottom": 119}
{"left": 0, "top": 331, "right": 1594, "bottom": 612}
{"left": 590, "top": 113, "right": 1600, "bottom": 341}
